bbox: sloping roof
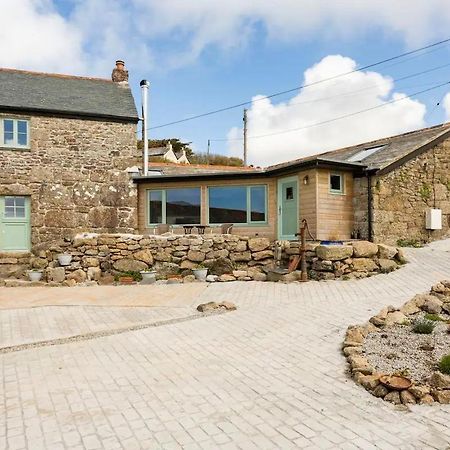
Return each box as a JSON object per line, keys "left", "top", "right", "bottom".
{"left": 0, "top": 68, "right": 139, "bottom": 122}
{"left": 148, "top": 147, "right": 169, "bottom": 156}
{"left": 267, "top": 122, "right": 450, "bottom": 174}
{"left": 148, "top": 162, "right": 263, "bottom": 176}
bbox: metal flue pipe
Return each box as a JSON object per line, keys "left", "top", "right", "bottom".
{"left": 140, "top": 79, "right": 150, "bottom": 176}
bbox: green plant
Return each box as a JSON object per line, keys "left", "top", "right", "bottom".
{"left": 439, "top": 354, "right": 450, "bottom": 375}
{"left": 114, "top": 271, "right": 142, "bottom": 282}
{"left": 412, "top": 318, "right": 436, "bottom": 334}
{"left": 396, "top": 238, "right": 423, "bottom": 248}
{"left": 194, "top": 263, "right": 207, "bottom": 269}
{"left": 424, "top": 313, "right": 445, "bottom": 322}
{"left": 419, "top": 182, "right": 432, "bottom": 201}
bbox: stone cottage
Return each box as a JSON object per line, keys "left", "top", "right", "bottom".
{"left": 0, "top": 61, "right": 140, "bottom": 252}
{"left": 134, "top": 123, "right": 450, "bottom": 245}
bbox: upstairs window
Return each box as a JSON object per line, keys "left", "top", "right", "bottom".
{"left": 1, "top": 118, "right": 29, "bottom": 149}
{"left": 330, "top": 173, "right": 344, "bottom": 194}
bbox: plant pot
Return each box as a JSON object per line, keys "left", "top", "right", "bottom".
{"left": 28, "top": 271, "right": 43, "bottom": 282}
{"left": 193, "top": 268, "right": 208, "bottom": 281}
{"left": 140, "top": 271, "right": 157, "bottom": 285}
{"left": 57, "top": 254, "right": 72, "bottom": 266}
{"left": 118, "top": 276, "right": 134, "bottom": 285}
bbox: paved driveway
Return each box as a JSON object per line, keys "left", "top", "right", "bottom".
{"left": 1, "top": 242, "right": 450, "bottom": 449}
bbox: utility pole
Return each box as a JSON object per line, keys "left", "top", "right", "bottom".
{"left": 140, "top": 79, "right": 150, "bottom": 176}
{"left": 207, "top": 139, "right": 210, "bottom": 165}
{"left": 243, "top": 109, "right": 248, "bottom": 166}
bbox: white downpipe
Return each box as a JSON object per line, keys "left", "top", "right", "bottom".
{"left": 140, "top": 80, "right": 150, "bottom": 176}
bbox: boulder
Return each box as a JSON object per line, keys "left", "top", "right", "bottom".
{"left": 180, "top": 260, "right": 197, "bottom": 270}
{"left": 87, "top": 267, "right": 101, "bottom": 281}
{"left": 352, "top": 241, "right": 379, "bottom": 258}
{"left": 30, "top": 257, "right": 48, "bottom": 270}
{"left": 218, "top": 274, "right": 236, "bottom": 282}
{"left": 352, "top": 258, "right": 378, "bottom": 272}
{"left": 82, "top": 257, "right": 99, "bottom": 268}
{"left": 400, "top": 300, "right": 421, "bottom": 316}
{"left": 133, "top": 249, "right": 154, "bottom": 265}
{"left": 230, "top": 252, "right": 252, "bottom": 262}
{"left": 207, "top": 257, "right": 234, "bottom": 275}
{"left": 66, "top": 269, "right": 87, "bottom": 284}
{"left": 418, "top": 394, "right": 435, "bottom": 404}
{"left": 113, "top": 259, "right": 148, "bottom": 273}
{"left": 428, "top": 372, "right": 450, "bottom": 389}
{"left": 47, "top": 267, "right": 65, "bottom": 283}
{"left": 155, "top": 263, "right": 180, "bottom": 278}
{"left": 232, "top": 270, "right": 248, "bottom": 278}
{"left": 206, "top": 275, "right": 218, "bottom": 282}
{"left": 316, "top": 245, "right": 353, "bottom": 261}
{"left": 400, "top": 390, "right": 416, "bottom": 405}
{"left": 378, "top": 259, "right": 398, "bottom": 273}
{"left": 312, "top": 260, "right": 334, "bottom": 272}
{"left": 432, "top": 390, "right": 450, "bottom": 404}
{"left": 385, "top": 311, "right": 408, "bottom": 326}
{"left": 372, "top": 385, "right": 389, "bottom": 398}
{"left": 345, "top": 327, "right": 365, "bottom": 344}
{"left": 252, "top": 272, "right": 267, "bottom": 282}
{"left": 421, "top": 296, "right": 443, "bottom": 314}
{"left": 408, "top": 385, "right": 430, "bottom": 399}
{"left": 359, "top": 375, "right": 380, "bottom": 390}
{"left": 248, "top": 237, "right": 270, "bottom": 252}
{"left": 252, "top": 250, "right": 274, "bottom": 261}
{"left": 187, "top": 250, "right": 206, "bottom": 263}
{"left": 384, "top": 391, "right": 401, "bottom": 404}
{"left": 183, "top": 275, "right": 196, "bottom": 283}
{"left": 377, "top": 243, "right": 398, "bottom": 259}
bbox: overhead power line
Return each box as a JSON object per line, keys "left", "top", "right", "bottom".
{"left": 210, "top": 80, "right": 450, "bottom": 142}
{"left": 148, "top": 37, "right": 450, "bottom": 130}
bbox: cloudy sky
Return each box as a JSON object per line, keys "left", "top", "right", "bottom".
{"left": 2, "top": 0, "right": 450, "bottom": 166}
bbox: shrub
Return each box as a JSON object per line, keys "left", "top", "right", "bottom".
{"left": 439, "top": 354, "right": 450, "bottom": 375}
{"left": 397, "top": 239, "right": 423, "bottom": 248}
{"left": 424, "top": 313, "right": 445, "bottom": 322}
{"left": 413, "top": 318, "right": 436, "bottom": 334}
{"left": 114, "top": 271, "right": 142, "bottom": 282}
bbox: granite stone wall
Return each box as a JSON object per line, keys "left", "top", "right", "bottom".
{"left": 2, "top": 233, "right": 405, "bottom": 285}
{"left": 0, "top": 113, "right": 139, "bottom": 247}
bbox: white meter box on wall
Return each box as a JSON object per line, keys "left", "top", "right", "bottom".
{"left": 425, "top": 208, "right": 442, "bottom": 230}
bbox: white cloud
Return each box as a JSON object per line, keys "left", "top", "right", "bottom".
{"left": 443, "top": 93, "right": 450, "bottom": 121}
{"left": 226, "top": 55, "right": 427, "bottom": 167}
{"left": 2, "top": 1, "right": 450, "bottom": 76}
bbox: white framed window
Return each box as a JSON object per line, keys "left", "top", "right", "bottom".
{"left": 329, "top": 173, "right": 344, "bottom": 194}
{"left": 1, "top": 118, "right": 30, "bottom": 149}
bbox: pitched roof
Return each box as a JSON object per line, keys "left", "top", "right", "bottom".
{"left": 267, "top": 122, "right": 450, "bottom": 174}
{"left": 148, "top": 147, "right": 170, "bottom": 156}
{"left": 0, "top": 68, "right": 139, "bottom": 122}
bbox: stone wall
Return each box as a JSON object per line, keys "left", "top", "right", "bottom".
{"left": 6, "top": 233, "right": 405, "bottom": 285}
{"left": 0, "top": 113, "right": 139, "bottom": 246}
{"left": 354, "top": 138, "right": 450, "bottom": 245}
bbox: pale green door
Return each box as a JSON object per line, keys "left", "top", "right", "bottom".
{"left": 278, "top": 177, "right": 298, "bottom": 240}
{"left": 0, "top": 196, "right": 31, "bottom": 251}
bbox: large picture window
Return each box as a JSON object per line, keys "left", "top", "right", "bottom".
{"left": 1, "top": 119, "right": 29, "bottom": 149}
{"left": 208, "top": 185, "right": 267, "bottom": 224}
{"left": 148, "top": 188, "right": 201, "bottom": 225}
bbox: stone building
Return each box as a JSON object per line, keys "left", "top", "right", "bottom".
{"left": 0, "top": 61, "right": 140, "bottom": 252}
{"left": 134, "top": 123, "right": 450, "bottom": 245}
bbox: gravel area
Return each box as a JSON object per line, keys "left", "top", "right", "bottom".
{"left": 364, "top": 314, "right": 450, "bottom": 383}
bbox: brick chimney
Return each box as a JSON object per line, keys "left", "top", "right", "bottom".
{"left": 111, "top": 59, "right": 129, "bottom": 83}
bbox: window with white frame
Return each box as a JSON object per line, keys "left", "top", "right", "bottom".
{"left": 1, "top": 118, "right": 30, "bottom": 148}
{"left": 208, "top": 185, "right": 267, "bottom": 224}
{"left": 329, "top": 173, "right": 344, "bottom": 194}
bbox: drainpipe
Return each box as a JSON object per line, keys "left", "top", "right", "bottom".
{"left": 140, "top": 79, "right": 150, "bottom": 176}
{"left": 367, "top": 173, "right": 373, "bottom": 242}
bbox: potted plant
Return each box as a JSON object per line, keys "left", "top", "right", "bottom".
{"left": 192, "top": 263, "right": 208, "bottom": 281}
{"left": 140, "top": 269, "right": 157, "bottom": 284}
{"left": 28, "top": 269, "right": 43, "bottom": 282}
{"left": 57, "top": 253, "right": 72, "bottom": 266}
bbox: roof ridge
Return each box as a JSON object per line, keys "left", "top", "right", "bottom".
{"left": 0, "top": 67, "right": 112, "bottom": 83}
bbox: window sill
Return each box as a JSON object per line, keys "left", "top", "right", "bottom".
{"left": 0, "top": 146, "right": 31, "bottom": 151}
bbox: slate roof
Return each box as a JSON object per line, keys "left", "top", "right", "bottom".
{"left": 148, "top": 147, "right": 169, "bottom": 156}
{"left": 267, "top": 122, "right": 450, "bottom": 174}
{"left": 0, "top": 68, "right": 139, "bottom": 122}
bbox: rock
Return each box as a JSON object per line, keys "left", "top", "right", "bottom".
{"left": 396, "top": 248, "right": 408, "bottom": 264}
{"left": 183, "top": 275, "right": 196, "bottom": 283}
{"left": 66, "top": 269, "right": 87, "bottom": 283}
{"left": 431, "top": 282, "right": 448, "bottom": 294}
{"left": 219, "top": 301, "right": 237, "bottom": 311}
{"left": 252, "top": 250, "right": 274, "bottom": 261}
{"left": 372, "top": 385, "right": 389, "bottom": 398}
{"left": 377, "top": 244, "right": 398, "bottom": 259}
{"left": 359, "top": 375, "right": 380, "bottom": 390}
{"left": 133, "top": 249, "right": 154, "bottom": 265}
{"left": 428, "top": 371, "right": 450, "bottom": 389}
{"left": 421, "top": 296, "right": 443, "bottom": 314}
{"left": 218, "top": 274, "right": 236, "bottom": 282}
{"left": 232, "top": 270, "right": 248, "bottom": 278}
{"left": 316, "top": 245, "right": 353, "bottom": 261}
{"left": 352, "top": 258, "right": 378, "bottom": 272}
{"left": 206, "top": 257, "right": 234, "bottom": 275}
{"left": 282, "top": 271, "right": 302, "bottom": 282}
{"left": 400, "top": 300, "right": 421, "bottom": 316}
{"left": 206, "top": 275, "right": 218, "bottom": 282}
{"left": 432, "top": 390, "right": 450, "bottom": 404}
{"left": 408, "top": 385, "right": 430, "bottom": 399}
{"left": 82, "top": 257, "right": 99, "bottom": 268}
{"left": 155, "top": 263, "right": 180, "bottom": 278}
{"left": 248, "top": 237, "right": 270, "bottom": 252}
{"left": 352, "top": 241, "right": 379, "bottom": 258}
{"left": 47, "top": 267, "right": 65, "bottom": 283}
{"left": 230, "top": 252, "right": 252, "bottom": 262}
{"left": 180, "top": 260, "right": 197, "bottom": 270}
{"left": 153, "top": 251, "right": 171, "bottom": 262}
{"left": 197, "top": 302, "right": 217, "bottom": 312}
{"left": 378, "top": 259, "right": 398, "bottom": 273}
{"left": 348, "top": 355, "right": 372, "bottom": 374}
{"left": 385, "top": 311, "right": 408, "bottom": 326}
{"left": 187, "top": 250, "right": 206, "bottom": 262}
{"left": 345, "top": 327, "right": 365, "bottom": 344}
{"left": 312, "top": 260, "right": 334, "bottom": 271}
{"left": 98, "top": 274, "right": 114, "bottom": 285}
{"left": 87, "top": 267, "right": 101, "bottom": 281}
{"left": 252, "top": 272, "right": 267, "bottom": 281}
{"left": 113, "top": 259, "right": 148, "bottom": 273}
{"left": 400, "top": 390, "right": 416, "bottom": 405}
{"left": 343, "top": 346, "right": 363, "bottom": 356}
{"left": 384, "top": 391, "right": 401, "bottom": 404}
{"left": 418, "top": 394, "right": 434, "bottom": 405}
{"left": 30, "top": 257, "right": 48, "bottom": 270}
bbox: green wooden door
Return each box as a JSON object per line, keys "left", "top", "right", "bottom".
{"left": 278, "top": 177, "right": 298, "bottom": 240}
{"left": 0, "top": 196, "right": 31, "bottom": 251}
